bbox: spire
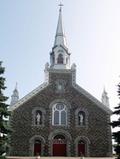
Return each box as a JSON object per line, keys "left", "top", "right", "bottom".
{"left": 50, "top": 4, "right": 70, "bottom": 69}
{"left": 10, "top": 83, "right": 19, "bottom": 105}
{"left": 54, "top": 3, "right": 67, "bottom": 47}
{"left": 101, "top": 87, "right": 109, "bottom": 107}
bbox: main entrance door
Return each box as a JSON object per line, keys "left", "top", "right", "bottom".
{"left": 34, "top": 140, "right": 41, "bottom": 156}
{"left": 53, "top": 135, "right": 67, "bottom": 156}
{"left": 78, "top": 140, "right": 86, "bottom": 156}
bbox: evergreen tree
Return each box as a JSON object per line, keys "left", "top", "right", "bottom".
{"left": 111, "top": 83, "right": 120, "bottom": 159}
{"left": 0, "top": 61, "right": 10, "bottom": 159}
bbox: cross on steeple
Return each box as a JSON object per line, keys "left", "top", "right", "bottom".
{"left": 15, "top": 82, "right": 18, "bottom": 90}
{"left": 59, "top": 2, "right": 64, "bottom": 12}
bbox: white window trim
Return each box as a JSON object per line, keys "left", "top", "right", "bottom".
{"left": 52, "top": 103, "right": 67, "bottom": 126}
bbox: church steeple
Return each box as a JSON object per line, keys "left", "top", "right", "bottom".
{"left": 50, "top": 4, "right": 71, "bottom": 69}
{"left": 10, "top": 83, "right": 19, "bottom": 105}
{"left": 54, "top": 4, "right": 67, "bottom": 47}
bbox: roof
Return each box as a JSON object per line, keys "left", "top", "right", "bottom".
{"left": 9, "top": 82, "right": 48, "bottom": 111}
{"left": 73, "top": 83, "right": 112, "bottom": 114}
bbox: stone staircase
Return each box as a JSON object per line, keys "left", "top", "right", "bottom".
{"left": 7, "top": 157, "right": 114, "bottom": 159}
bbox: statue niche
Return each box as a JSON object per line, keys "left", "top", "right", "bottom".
{"left": 35, "top": 110, "right": 42, "bottom": 125}
{"left": 78, "top": 111, "right": 85, "bottom": 126}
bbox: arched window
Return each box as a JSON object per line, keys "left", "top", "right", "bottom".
{"left": 50, "top": 53, "right": 55, "bottom": 65}
{"left": 57, "top": 54, "right": 63, "bottom": 64}
{"left": 35, "top": 110, "right": 42, "bottom": 125}
{"left": 78, "top": 111, "right": 85, "bottom": 126}
{"left": 52, "top": 103, "right": 67, "bottom": 126}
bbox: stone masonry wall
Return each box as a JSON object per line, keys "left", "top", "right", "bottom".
{"left": 10, "top": 71, "right": 112, "bottom": 157}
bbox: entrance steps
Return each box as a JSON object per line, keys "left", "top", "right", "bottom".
{"left": 7, "top": 157, "right": 114, "bottom": 159}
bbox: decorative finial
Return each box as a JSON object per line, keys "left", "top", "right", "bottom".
{"left": 59, "top": 2, "right": 63, "bottom": 12}
{"left": 10, "top": 83, "right": 19, "bottom": 105}
{"left": 101, "top": 87, "right": 109, "bottom": 107}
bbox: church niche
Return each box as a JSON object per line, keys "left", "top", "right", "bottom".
{"left": 35, "top": 110, "right": 42, "bottom": 125}
{"left": 75, "top": 108, "right": 88, "bottom": 127}
{"left": 32, "top": 107, "right": 46, "bottom": 126}
{"left": 78, "top": 111, "right": 85, "bottom": 126}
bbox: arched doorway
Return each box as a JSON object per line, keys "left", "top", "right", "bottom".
{"left": 34, "top": 139, "right": 41, "bottom": 156}
{"left": 53, "top": 134, "right": 67, "bottom": 156}
{"left": 75, "top": 136, "right": 90, "bottom": 157}
{"left": 78, "top": 140, "right": 86, "bottom": 156}
{"left": 29, "top": 135, "right": 45, "bottom": 156}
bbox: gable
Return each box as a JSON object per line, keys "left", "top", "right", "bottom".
{"left": 9, "top": 82, "right": 48, "bottom": 111}
{"left": 72, "top": 83, "right": 112, "bottom": 115}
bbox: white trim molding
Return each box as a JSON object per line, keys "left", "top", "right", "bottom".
{"left": 49, "top": 99, "right": 71, "bottom": 128}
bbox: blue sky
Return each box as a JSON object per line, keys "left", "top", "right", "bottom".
{"left": 0, "top": 0, "right": 120, "bottom": 112}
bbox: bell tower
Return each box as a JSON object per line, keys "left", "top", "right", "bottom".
{"left": 50, "top": 4, "right": 71, "bottom": 69}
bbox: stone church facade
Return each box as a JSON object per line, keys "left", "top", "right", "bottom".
{"left": 9, "top": 6, "right": 112, "bottom": 157}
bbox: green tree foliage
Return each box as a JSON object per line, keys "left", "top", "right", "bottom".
{"left": 111, "top": 83, "right": 120, "bottom": 159}
{"left": 0, "top": 61, "right": 10, "bottom": 159}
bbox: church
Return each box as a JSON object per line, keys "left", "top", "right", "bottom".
{"left": 9, "top": 6, "right": 112, "bottom": 157}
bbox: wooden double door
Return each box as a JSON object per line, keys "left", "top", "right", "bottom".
{"left": 53, "top": 135, "right": 67, "bottom": 156}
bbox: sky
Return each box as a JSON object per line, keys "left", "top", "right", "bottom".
{"left": 0, "top": 0, "right": 120, "bottom": 116}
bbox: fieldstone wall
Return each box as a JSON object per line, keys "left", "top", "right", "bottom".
{"left": 9, "top": 71, "right": 112, "bottom": 157}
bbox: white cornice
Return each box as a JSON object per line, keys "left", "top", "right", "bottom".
{"left": 72, "top": 83, "right": 112, "bottom": 115}
{"left": 9, "top": 82, "right": 48, "bottom": 111}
